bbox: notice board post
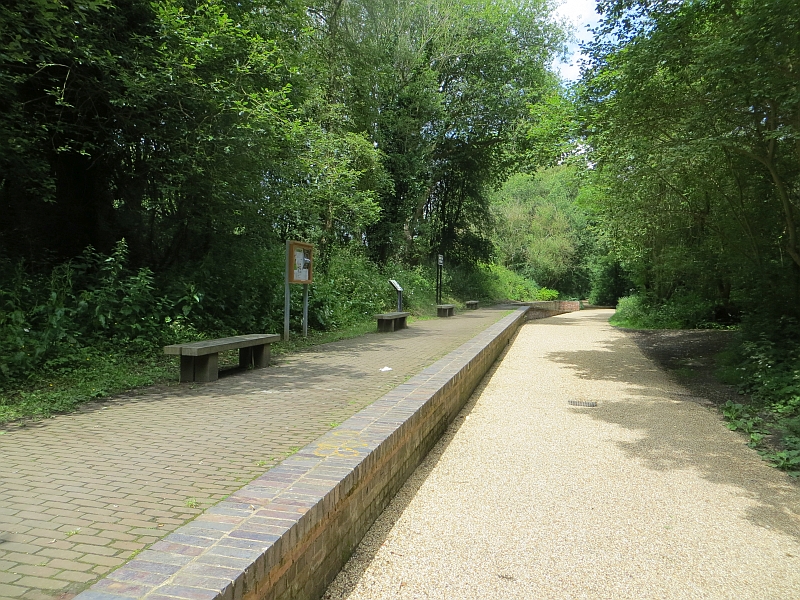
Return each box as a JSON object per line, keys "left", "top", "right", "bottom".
{"left": 436, "top": 254, "right": 443, "bottom": 305}
{"left": 284, "top": 241, "right": 314, "bottom": 341}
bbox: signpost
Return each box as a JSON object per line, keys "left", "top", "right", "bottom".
{"left": 389, "top": 279, "right": 403, "bottom": 311}
{"left": 436, "top": 254, "right": 443, "bottom": 305}
{"left": 285, "top": 241, "right": 314, "bottom": 341}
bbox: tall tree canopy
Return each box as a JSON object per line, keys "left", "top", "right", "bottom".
{"left": 1, "top": 0, "right": 566, "bottom": 271}
{"left": 581, "top": 0, "right": 800, "bottom": 314}
{"left": 313, "top": 0, "right": 566, "bottom": 264}
{"left": 0, "top": 0, "right": 314, "bottom": 266}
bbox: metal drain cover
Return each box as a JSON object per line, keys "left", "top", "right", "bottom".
{"left": 568, "top": 400, "right": 598, "bottom": 407}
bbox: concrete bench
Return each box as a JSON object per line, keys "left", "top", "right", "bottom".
{"left": 437, "top": 304, "right": 455, "bottom": 317}
{"left": 164, "top": 334, "right": 280, "bottom": 382}
{"left": 376, "top": 312, "right": 410, "bottom": 332}
{"left": 466, "top": 300, "right": 478, "bottom": 310}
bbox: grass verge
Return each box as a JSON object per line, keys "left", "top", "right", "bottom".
{"left": 0, "top": 318, "right": 394, "bottom": 426}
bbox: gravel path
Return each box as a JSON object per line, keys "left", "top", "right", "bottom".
{"left": 323, "top": 310, "right": 800, "bottom": 599}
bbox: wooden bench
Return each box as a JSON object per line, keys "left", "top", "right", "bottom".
{"left": 375, "top": 312, "right": 410, "bottom": 332}
{"left": 436, "top": 304, "right": 455, "bottom": 317}
{"left": 164, "top": 334, "right": 280, "bottom": 382}
{"left": 466, "top": 300, "right": 478, "bottom": 310}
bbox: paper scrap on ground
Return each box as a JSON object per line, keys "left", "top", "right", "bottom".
{"left": 380, "top": 367, "right": 392, "bottom": 372}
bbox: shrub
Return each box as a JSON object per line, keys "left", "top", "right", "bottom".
{"left": 309, "top": 249, "right": 390, "bottom": 329}
{"left": 0, "top": 241, "right": 176, "bottom": 383}
{"left": 445, "top": 263, "right": 554, "bottom": 302}
{"left": 610, "top": 292, "right": 716, "bottom": 329}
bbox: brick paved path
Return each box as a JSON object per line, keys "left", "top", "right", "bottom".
{"left": 0, "top": 308, "right": 509, "bottom": 600}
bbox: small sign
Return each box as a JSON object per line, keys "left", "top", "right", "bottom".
{"left": 287, "top": 241, "right": 313, "bottom": 284}
{"left": 437, "top": 254, "right": 443, "bottom": 266}
{"left": 389, "top": 279, "right": 403, "bottom": 292}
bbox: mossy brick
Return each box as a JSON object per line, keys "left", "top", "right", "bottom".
{"left": 0, "top": 571, "right": 22, "bottom": 584}
{"left": 0, "top": 582, "right": 27, "bottom": 598}
{"left": 34, "top": 548, "right": 83, "bottom": 560}
{"left": 3, "top": 552, "right": 47, "bottom": 565}
{"left": 79, "top": 554, "right": 125, "bottom": 567}
{"left": 54, "top": 570, "right": 97, "bottom": 584}
{"left": 70, "top": 544, "right": 120, "bottom": 556}
{"left": 13, "top": 565, "right": 61, "bottom": 578}
{"left": 15, "top": 576, "right": 69, "bottom": 590}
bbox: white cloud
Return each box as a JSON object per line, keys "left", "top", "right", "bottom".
{"left": 552, "top": 0, "right": 600, "bottom": 82}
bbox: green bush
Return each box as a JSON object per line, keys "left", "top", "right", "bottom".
{"left": 0, "top": 241, "right": 178, "bottom": 383}
{"left": 610, "top": 292, "right": 716, "bottom": 329}
{"left": 309, "top": 249, "right": 390, "bottom": 329}
{"left": 382, "top": 262, "right": 436, "bottom": 312}
{"left": 447, "top": 263, "right": 545, "bottom": 302}
{"left": 177, "top": 241, "right": 285, "bottom": 335}
{"left": 737, "top": 316, "right": 800, "bottom": 415}
{"left": 714, "top": 317, "right": 800, "bottom": 472}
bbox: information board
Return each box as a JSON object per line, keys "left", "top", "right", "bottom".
{"left": 287, "top": 241, "right": 313, "bottom": 284}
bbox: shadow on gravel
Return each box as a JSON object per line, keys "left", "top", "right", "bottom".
{"left": 546, "top": 326, "right": 800, "bottom": 541}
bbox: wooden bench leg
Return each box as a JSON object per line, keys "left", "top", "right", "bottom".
{"left": 194, "top": 353, "right": 219, "bottom": 382}
{"left": 180, "top": 356, "right": 195, "bottom": 383}
{"left": 238, "top": 345, "right": 270, "bottom": 369}
{"left": 251, "top": 344, "right": 269, "bottom": 368}
{"left": 239, "top": 347, "right": 253, "bottom": 369}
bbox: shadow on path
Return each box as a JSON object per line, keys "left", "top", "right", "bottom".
{"left": 544, "top": 319, "right": 800, "bottom": 542}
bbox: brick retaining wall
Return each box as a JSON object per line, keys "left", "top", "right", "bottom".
{"left": 75, "top": 307, "right": 532, "bottom": 600}
{"left": 518, "top": 300, "right": 582, "bottom": 320}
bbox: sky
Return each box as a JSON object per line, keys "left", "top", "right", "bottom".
{"left": 552, "top": 0, "right": 601, "bottom": 82}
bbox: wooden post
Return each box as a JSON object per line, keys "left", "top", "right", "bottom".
{"left": 284, "top": 240, "right": 290, "bottom": 341}
{"left": 302, "top": 284, "right": 309, "bottom": 338}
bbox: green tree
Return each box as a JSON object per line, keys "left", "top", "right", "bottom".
{"left": 0, "top": 0, "right": 312, "bottom": 268}
{"left": 312, "top": 0, "right": 566, "bottom": 265}
{"left": 491, "top": 166, "right": 591, "bottom": 294}
{"left": 581, "top": 0, "right": 800, "bottom": 314}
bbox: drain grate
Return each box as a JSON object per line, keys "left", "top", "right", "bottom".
{"left": 568, "top": 400, "right": 598, "bottom": 407}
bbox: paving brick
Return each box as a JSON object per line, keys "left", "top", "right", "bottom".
{"left": 54, "top": 570, "right": 97, "bottom": 584}
{"left": 15, "top": 576, "right": 70, "bottom": 590}
{"left": 34, "top": 549, "right": 84, "bottom": 561}
{"left": 81, "top": 555, "right": 125, "bottom": 568}
{"left": 0, "top": 542, "right": 41, "bottom": 554}
{"left": 23, "top": 589, "right": 64, "bottom": 600}
{"left": 4, "top": 552, "right": 47, "bottom": 565}
{"left": 13, "top": 565, "right": 61, "bottom": 578}
{"left": 109, "top": 542, "right": 144, "bottom": 552}
{"left": 0, "top": 571, "right": 22, "bottom": 583}
{"left": 46, "top": 559, "right": 93, "bottom": 572}
{"left": 70, "top": 545, "right": 119, "bottom": 557}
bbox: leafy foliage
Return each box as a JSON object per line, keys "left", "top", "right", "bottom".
{"left": 491, "top": 166, "right": 592, "bottom": 296}
{"left": 583, "top": 0, "right": 800, "bottom": 471}
{"left": 0, "top": 0, "right": 570, "bottom": 420}
{"left": 610, "top": 293, "right": 719, "bottom": 330}
{"left": 581, "top": 0, "right": 800, "bottom": 320}
{"left": 316, "top": 0, "right": 566, "bottom": 265}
